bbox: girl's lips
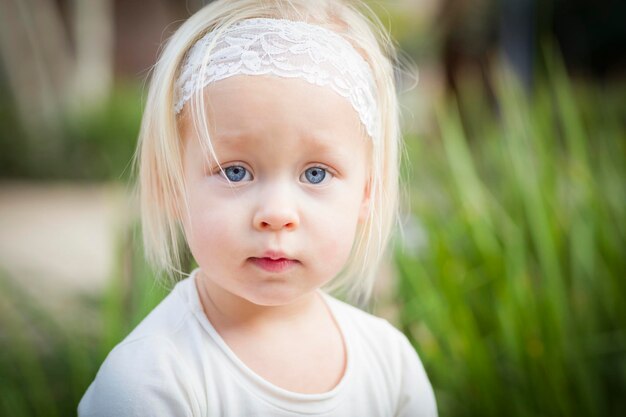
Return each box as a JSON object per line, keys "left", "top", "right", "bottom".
{"left": 249, "top": 257, "right": 299, "bottom": 273}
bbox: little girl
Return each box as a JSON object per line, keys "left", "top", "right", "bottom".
{"left": 79, "top": 0, "right": 436, "bottom": 415}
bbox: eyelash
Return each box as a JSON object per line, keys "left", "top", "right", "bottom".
{"left": 216, "top": 164, "right": 334, "bottom": 185}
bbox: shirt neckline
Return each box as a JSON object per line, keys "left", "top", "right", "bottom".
{"left": 182, "top": 267, "right": 353, "bottom": 415}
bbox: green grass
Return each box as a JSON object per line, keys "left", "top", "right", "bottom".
{"left": 395, "top": 56, "right": 626, "bottom": 416}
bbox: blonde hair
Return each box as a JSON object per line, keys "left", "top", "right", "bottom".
{"left": 133, "top": 0, "right": 401, "bottom": 305}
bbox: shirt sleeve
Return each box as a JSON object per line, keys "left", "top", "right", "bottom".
{"left": 394, "top": 331, "right": 438, "bottom": 417}
{"left": 78, "top": 337, "right": 197, "bottom": 417}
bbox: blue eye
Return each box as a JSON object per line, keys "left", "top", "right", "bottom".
{"left": 302, "top": 167, "right": 327, "bottom": 184}
{"left": 223, "top": 165, "right": 250, "bottom": 182}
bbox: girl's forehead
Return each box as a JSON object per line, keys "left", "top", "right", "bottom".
{"left": 203, "top": 75, "right": 355, "bottom": 110}
{"left": 182, "top": 75, "right": 366, "bottom": 141}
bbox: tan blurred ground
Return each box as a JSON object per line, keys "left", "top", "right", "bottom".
{"left": 0, "top": 181, "right": 134, "bottom": 315}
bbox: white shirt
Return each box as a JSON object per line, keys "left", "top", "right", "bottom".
{"left": 78, "top": 269, "right": 437, "bottom": 416}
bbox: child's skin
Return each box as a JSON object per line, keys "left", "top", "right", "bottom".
{"left": 178, "top": 75, "right": 372, "bottom": 394}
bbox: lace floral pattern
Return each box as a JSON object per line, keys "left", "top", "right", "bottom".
{"left": 174, "top": 18, "right": 379, "bottom": 139}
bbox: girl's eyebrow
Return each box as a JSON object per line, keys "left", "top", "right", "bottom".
{"left": 210, "top": 132, "right": 247, "bottom": 145}
{"left": 207, "top": 128, "right": 361, "bottom": 164}
{"left": 211, "top": 130, "right": 345, "bottom": 151}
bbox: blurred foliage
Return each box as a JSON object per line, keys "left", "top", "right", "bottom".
{"left": 396, "top": 52, "right": 626, "bottom": 416}
{"left": 0, "top": 82, "right": 142, "bottom": 181}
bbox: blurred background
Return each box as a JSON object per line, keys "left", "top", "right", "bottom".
{"left": 1, "top": 0, "right": 625, "bottom": 415}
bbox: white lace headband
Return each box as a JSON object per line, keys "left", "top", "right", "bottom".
{"left": 174, "top": 18, "right": 379, "bottom": 139}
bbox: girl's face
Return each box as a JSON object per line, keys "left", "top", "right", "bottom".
{"left": 179, "top": 75, "right": 371, "bottom": 307}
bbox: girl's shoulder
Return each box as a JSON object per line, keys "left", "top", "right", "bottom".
{"left": 321, "top": 292, "right": 406, "bottom": 340}
{"left": 78, "top": 278, "right": 203, "bottom": 416}
{"left": 113, "top": 272, "right": 209, "bottom": 349}
{"left": 85, "top": 276, "right": 200, "bottom": 385}
{"left": 77, "top": 334, "right": 198, "bottom": 416}
{"left": 320, "top": 292, "right": 415, "bottom": 360}
{"left": 322, "top": 292, "right": 438, "bottom": 416}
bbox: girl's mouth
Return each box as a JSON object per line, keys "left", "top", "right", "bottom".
{"left": 249, "top": 257, "right": 299, "bottom": 273}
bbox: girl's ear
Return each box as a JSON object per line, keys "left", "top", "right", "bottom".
{"left": 358, "top": 177, "right": 372, "bottom": 223}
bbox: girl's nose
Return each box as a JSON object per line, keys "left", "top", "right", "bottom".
{"left": 252, "top": 184, "right": 300, "bottom": 232}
